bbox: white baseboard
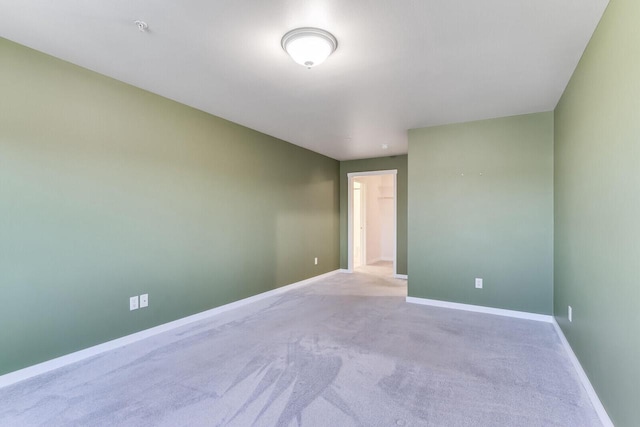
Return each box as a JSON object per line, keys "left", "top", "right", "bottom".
{"left": 338, "top": 268, "right": 352, "bottom": 274}
{"left": 551, "top": 319, "right": 614, "bottom": 427}
{"left": 0, "top": 269, "right": 341, "bottom": 389}
{"left": 405, "top": 297, "right": 553, "bottom": 323}
{"left": 394, "top": 274, "right": 408, "bottom": 280}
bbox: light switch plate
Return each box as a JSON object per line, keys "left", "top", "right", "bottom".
{"left": 140, "top": 294, "right": 148, "bottom": 308}
{"left": 475, "top": 278, "right": 483, "bottom": 289}
{"left": 129, "top": 296, "right": 139, "bottom": 311}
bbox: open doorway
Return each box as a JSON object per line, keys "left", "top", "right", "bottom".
{"left": 348, "top": 170, "right": 397, "bottom": 277}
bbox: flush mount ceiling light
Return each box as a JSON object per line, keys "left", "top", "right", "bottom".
{"left": 281, "top": 27, "right": 337, "bottom": 69}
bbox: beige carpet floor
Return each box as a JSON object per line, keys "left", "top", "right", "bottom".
{"left": 0, "top": 268, "right": 600, "bottom": 426}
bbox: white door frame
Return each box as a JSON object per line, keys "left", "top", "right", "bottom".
{"left": 353, "top": 180, "right": 367, "bottom": 268}
{"left": 347, "top": 170, "right": 398, "bottom": 275}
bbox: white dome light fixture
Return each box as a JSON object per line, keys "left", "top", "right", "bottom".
{"left": 281, "top": 27, "right": 337, "bottom": 69}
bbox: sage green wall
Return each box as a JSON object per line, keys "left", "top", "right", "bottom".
{"left": 339, "top": 156, "right": 408, "bottom": 275}
{"left": 554, "top": 0, "right": 639, "bottom": 425}
{"left": 0, "top": 38, "right": 340, "bottom": 376}
{"left": 408, "top": 113, "right": 554, "bottom": 314}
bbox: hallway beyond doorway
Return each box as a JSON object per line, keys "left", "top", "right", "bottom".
{"left": 348, "top": 170, "right": 398, "bottom": 275}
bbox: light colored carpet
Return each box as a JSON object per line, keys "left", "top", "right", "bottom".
{"left": 0, "top": 269, "right": 600, "bottom": 426}
{"left": 354, "top": 261, "right": 401, "bottom": 280}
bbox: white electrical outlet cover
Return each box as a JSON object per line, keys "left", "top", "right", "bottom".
{"left": 129, "top": 296, "right": 139, "bottom": 311}
{"left": 314, "top": 257, "right": 318, "bottom": 265}
{"left": 140, "top": 294, "right": 149, "bottom": 308}
{"left": 568, "top": 305, "right": 572, "bottom": 322}
{"left": 475, "top": 278, "right": 483, "bottom": 289}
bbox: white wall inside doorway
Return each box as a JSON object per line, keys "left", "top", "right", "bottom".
{"left": 354, "top": 175, "right": 394, "bottom": 264}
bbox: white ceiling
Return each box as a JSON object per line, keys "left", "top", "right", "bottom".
{"left": 0, "top": 0, "right": 608, "bottom": 160}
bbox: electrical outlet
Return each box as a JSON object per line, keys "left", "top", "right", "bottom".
{"left": 568, "top": 305, "right": 572, "bottom": 322}
{"left": 140, "top": 294, "right": 148, "bottom": 308}
{"left": 475, "top": 278, "right": 483, "bottom": 289}
{"left": 314, "top": 257, "right": 318, "bottom": 265}
{"left": 129, "top": 296, "right": 139, "bottom": 311}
